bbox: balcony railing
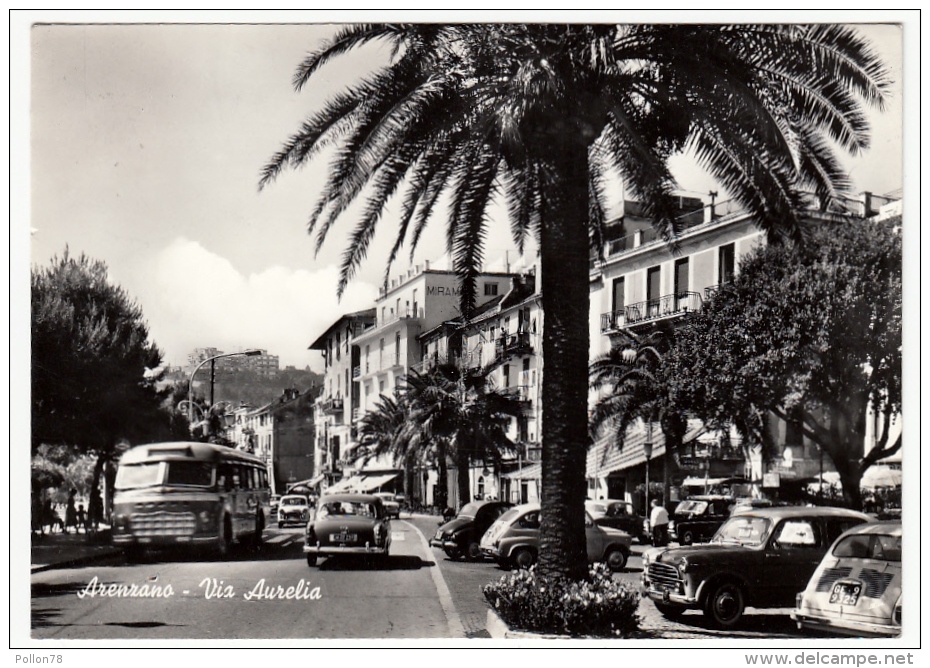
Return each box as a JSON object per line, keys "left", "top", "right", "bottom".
{"left": 320, "top": 396, "right": 345, "bottom": 414}
{"left": 376, "top": 306, "right": 425, "bottom": 329}
{"left": 601, "top": 291, "right": 703, "bottom": 331}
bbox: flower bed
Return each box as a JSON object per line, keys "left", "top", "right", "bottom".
{"left": 483, "top": 563, "right": 641, "bottom": 638}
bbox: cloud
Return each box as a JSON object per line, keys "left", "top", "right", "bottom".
{"left": 142, "top": 238, "right": 378, "bottom": 370}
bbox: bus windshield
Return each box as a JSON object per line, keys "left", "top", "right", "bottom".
{"left": 115, "top": 462, "right": 163, "bottom": 490}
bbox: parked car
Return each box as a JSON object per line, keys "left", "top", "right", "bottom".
{"left": 480, "top": 502, "right": 632, "bottom": 571}
{"left": 586, "top": 499, "right": 650, "bottom": 544}
{"left": 304, "top": 493, "right": 391, "bottom": 567}
{"left": 670, "top": 495, "right": 733, "bottom": 545}
{"left": 277, "top": 494, "right": 311, "bottom": 528}
{"left": 374, "top": 492, "right": 401, "bottom": 519}
{"left": 642, "top": 506, "right": 874, "bottom": 628}
{"left": 430, "top": 500, "right": 513, "bottom": 560}
{"left": 791, "top": 522, "right": 901, "bottom": 637}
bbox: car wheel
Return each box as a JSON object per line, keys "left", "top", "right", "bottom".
{"left": 681, "top": 529, "right": 694, "bottom": 546}
{"left": 278, "top": 521, "right": 284, "bottom": 529}
{"left": 306, "top": 555, "right": 317, "bottom": 567}
{"left": 655, "top": 602, "right": 687, "bottom": 620}
{"left": 443, "top": 546, "right": 462, "bottom": 561}
{"left": 703, "top": 581, "right": 746, "bottom": 628}
{"left": 465, "top": 541, "right": 481, "bottom": 561}
{"left": 605, "top": 547, "right": 628, "bottom": 572}
{"left": 511, "top": 547, "right": 536, "bottom": 570}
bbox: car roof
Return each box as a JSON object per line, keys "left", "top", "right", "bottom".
{"left": 730, "top": 505, "right": 873, "bottom": 521}
{"left": 837, "top": 521, "right": 901, "bottom": 537}
{"left": 318, "top": 493, "right": 382, "bottom": 503}
{"left": 281, "top": 494, "right": 308, "bottom": 500}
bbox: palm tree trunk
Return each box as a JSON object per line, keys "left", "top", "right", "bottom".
{"left": 455, "top": 443, "right": 471, "bottom": 509}
{"left": 435, "top": 439, "right": 449, "bottom": 510}
{"left": 536, "top": 137, "right": 591, "bottom": 583}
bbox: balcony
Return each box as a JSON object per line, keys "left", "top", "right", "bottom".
{"left": 483, "top": 331, "right": 533, "bottom": 370}
{"left": 601, "top": 291, "right": 703, "bottom": 332}
{"left": 320, "top": 396, "right": 345, "bottom": 414}
{"left": 502, "top": 385, "right": 533, "bottom": 412}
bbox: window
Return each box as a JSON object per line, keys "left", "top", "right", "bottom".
{"left": 719, "top": 243, "right": 735, "bottom": 285}
{"left": 412, "top": 289, "right": 418, "bottom": 317}
{"left": 773, "top": 520, "right": 820, "bottom": 549}
{"left": 395, "top": 332, "right": 401, "bottom": 366}
{"left": 336, "top": 333, "right": 341, "bottom": 361}
{"left": 503, "top": 364, "right": 510, "bottom": 389}
{"left": 484, "top": 282, "right": 499, "bottom": 296}
{"left": 647, "top": 266, "right": 661, "bottom": 301}
{"left": 396, "top": 298, "right": 401, "bottom": 317}
{"left": 365, "top": 345, "right": 370, "bottom": 373}
{"left": 379, "top": 339, "right": 384, "bottom": 367}
{"left": 518, "top": 511, "right": 540, "bottom": 529}
{"left": 612, "top": 277, "right": 625, "bottom": 313}
{"left": 674, "top": 258, "right": 689, "bottom": 296}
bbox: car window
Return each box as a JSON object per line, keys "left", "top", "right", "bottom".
{"left": 518, "top": 511, "right": 540, "bottom": 529}
{"left": 317, "top": 501, "right": 378, "bottom": 518}
{"left": 458, "top": 502, "right": 481, "bottom": 518}
{"left": 833, "top": 533, "right": 901, "bottom": 562}
{"left": 772, "top": 519, "right": 820, "bottom": 549}
{"left": 711, "top": 501, "right": 729, "bottom": 516}
{"left": 676, "top": 500, "right": 708, "bottom": 515}
{"left": 606, "top": 503, "right": 629, "bottom": 517}
{"left": 497, "top": 508, "right": 521, "bottom": 524}
{"left": 712, "top": 516, "right": 771, "bottom": 546}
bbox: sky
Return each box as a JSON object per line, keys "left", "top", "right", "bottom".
{"left": 20, "top": 15, "right": 909, "bottom": 374}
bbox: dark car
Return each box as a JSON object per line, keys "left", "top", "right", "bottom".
{"left": 303, "top": 493, "right": 391, "bottom": 567}
{"left": 642, "top": 506, "right": 874, "bottom": 628}
{"left": 429, "top": 500, "right": 513, "bottom": 560}
{"left": 670, "top": 495, "right": 733, "bottom": 545}
{"left": 586, "top": 499, "right": 650, "bottom": 544}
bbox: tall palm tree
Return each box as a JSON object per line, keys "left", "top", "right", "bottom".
{"left": 261, "top": 24, "right": 889, "bottom": 581}
{"left": 403, "top": 366, "right": 521, "bottom": 509}
{"left": 356, "top": 392, "right": 418, "bottom": 500}
{"left": 589, "top": 326, "right": 687, "bottom": 509}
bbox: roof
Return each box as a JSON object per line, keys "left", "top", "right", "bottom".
{"left": 587, "top": 421, "right": 706, "bottom": 477}
{"left": 308, "top": 308, "right": 377, "bottom": 350}
{"left": 731, "top": 506, "right": 873, "bottom": 521}
{"left": 317, "top": 493, "right": 383, "bottom": 503}
{"left": 839, "top": 521, "right": 901, "bottom": 536}
{"left": 502, "top": 461, "right": 541, "bottom": 480}
{"left": 119, "top": 441, "right": 265, "bottom": 465}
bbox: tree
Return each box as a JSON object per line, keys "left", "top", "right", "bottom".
{"left": 32, "top": 250, "right": 187, "bottom": 511}
{"left": 357, "top": 392, "right": 422, "bottom": 500}
{"left": 261, "top": 24, "right": 888, "bottom": 580}
{"left": 589, "top": 324, "right": 686, "bottom": 506}
{"left": 669, "top": 217, "right": 902, "bottom": 509}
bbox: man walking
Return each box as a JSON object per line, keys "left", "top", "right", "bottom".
{"left": 650, "top": 498, "right": 670, "bottom": 547}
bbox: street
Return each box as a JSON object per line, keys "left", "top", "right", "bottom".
{"left": 32, "top": 514, "right": 813, "bottom": 640}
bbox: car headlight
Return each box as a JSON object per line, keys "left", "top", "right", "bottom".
{"left": 893, "top": 597, "right": 902, "bottom": 625}
{"left": 677, "top": 556, "right": 689, "bottom": 575}
{"left": 198, "top": 510, "right": 211, "bottom": 527}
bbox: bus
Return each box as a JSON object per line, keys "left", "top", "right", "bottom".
{"left": 111, "top": 442, "right": 271, "bottom": 557}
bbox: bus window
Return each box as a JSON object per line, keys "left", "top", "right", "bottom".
{"left": 165, "top": 461, "right": 214, "bottom": 487}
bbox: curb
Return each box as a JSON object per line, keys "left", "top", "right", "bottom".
{"left": 486, "top": 608, "right": 570, "bottom": 640}
{"left": 31, "top": 547, "right": 123, "bottom": 574}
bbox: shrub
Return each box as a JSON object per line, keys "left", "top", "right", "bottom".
{"left": 483, "top": 563, "right": 641, "bottom": 637}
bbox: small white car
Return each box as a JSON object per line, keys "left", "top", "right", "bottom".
{"left": 374, "top": 492, "right": 401, "bottom": 519}
{"left": 277, "top": 494, "right": 311, "bottom": 528}
{"left": 792, "top": 521, "right": 901, "bottom": 637}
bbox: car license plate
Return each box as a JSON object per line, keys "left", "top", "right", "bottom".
{"left": 829, "top": 582, "right": 862, "bottom": 606}
{"left": 330, "top": 533, "right": 357, "bottom": 542}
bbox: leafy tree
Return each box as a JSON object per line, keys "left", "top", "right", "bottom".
{"left": 32, "top": 250, "right": 187, "bottom": 510}
{"left": 669, "top": 217, "right": 902, "bottom": 509}
{"left": 357, "top": 392, "right": 423, "bottom": 501}
{"left": 589, "top": 324, "right": 686, "bottom": 506}
{"left": 261, "top": 24, "right": 888, "bottom": 580}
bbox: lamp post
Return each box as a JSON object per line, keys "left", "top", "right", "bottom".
{"left": 188, "top": 349, "right": 262, "bottom": 435}
{"left": 643, "top": 422, "right": 654, "bottom": 517}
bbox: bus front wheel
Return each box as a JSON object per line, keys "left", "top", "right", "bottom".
{"left": 216, "top": 517, "right": 232, "bottom": 558}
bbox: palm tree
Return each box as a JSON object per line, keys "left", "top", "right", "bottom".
{"left": 589, "top": 326, "right": 687, "bottom": 510}
{"left": 261, "top": 24, "right": 889, "bottom": 581}
{"left": 356, "top": 392, "right": 418, "bottom": 499}
{"left": 403, "top": 366, "right": 521, "bottom": 510}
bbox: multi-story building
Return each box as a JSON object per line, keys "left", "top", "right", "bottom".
{"left": 308, "top": 309, "right": 377, "bottom": 488}
{"left": 587, "top": 191, "right": 900, "bottom": 509}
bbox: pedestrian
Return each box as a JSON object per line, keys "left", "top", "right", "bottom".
{"left": 88, "top": 489, "right": 102, "bottom": 534}
{"left": 65, "top": 489, "right": 78, "bottom": 534}
{"left": 650, "top": 498, "right": 670, "bottom": 547}
{"left": 76, "top": 503, "right": 87, "bottom": 533}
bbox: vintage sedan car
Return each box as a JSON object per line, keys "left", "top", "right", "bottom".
{"left": 480, "top": 502, "right": 632, "bottom": 571}
{"left": 374, "top": 492, "right": 401, "bottom": 519}
{"left": 277, "top": 494, "right": 311, "bottom": 528}
{"left": 586, "top": 499, "right": 650, "bottom": 544}
{"left": 791, "top": 522, "right": 901, "bottom": 637}
{"left": 304, "top": 493, "right": 391, "bottom": 567}
{"left": 430, "top": 500, "right": 513, "bottom": 560}
{"left": 670, "top": 496, "right": 733, "bottom": 545}
{"left": 642, "top": 506, "right": 874, "bottom": 628}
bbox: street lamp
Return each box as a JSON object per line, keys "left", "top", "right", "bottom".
{"left": 643, "top": 421, "right": 654, "bottom": 518}
{"left": 188, "top": 349, "right": 262, "bottom": 435}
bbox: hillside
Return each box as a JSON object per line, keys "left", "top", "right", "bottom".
{"left": 166, "top": 366, "right": 323, "bottom": 410}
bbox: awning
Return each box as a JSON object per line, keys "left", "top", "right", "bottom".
{"left": 587, "top": 421, "right": 706, "bottom": 478}
{"left": 323, "top": 475, "right": 364, "bottom": 494}
{"left": 355, "top": 473, "right": 400, "bottom": 492}
{"left": 289, "top": 474, "right": 325, "bottom": 489}
{"left": 503, "top": 462, "right": 541, "bottom": 480}
{"left": 682, "top": 476, "right": 731, "bottom": 488}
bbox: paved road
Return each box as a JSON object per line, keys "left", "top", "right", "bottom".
{"left": 31, "top": 521, "right": 454, "bottom": 639}
{"left": 31, "top": 515, "right": 817, "bottom": 640}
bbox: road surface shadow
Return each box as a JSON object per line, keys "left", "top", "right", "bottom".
{"left": 315, "top": 554, "right": 435, "bottom": 571}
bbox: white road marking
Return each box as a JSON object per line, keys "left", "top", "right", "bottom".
{"left": 400, "top": 519, "right": 465, "bottom": 638}
{"left": 265, "top": 534, "right": 292, "bottom": 544}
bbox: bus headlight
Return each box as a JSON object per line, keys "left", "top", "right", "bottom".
{"left": 198, "top": 510, "right": 211, "bottom": 527}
